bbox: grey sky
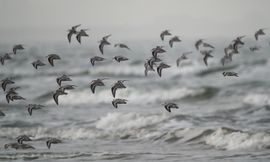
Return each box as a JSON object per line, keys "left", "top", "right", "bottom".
{"left": 0, "top": 0, "right": 269, "bottom": 42}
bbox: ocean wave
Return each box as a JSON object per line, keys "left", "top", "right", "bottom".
{"left": 1, "top": 112, "right": 270, "bottom": 151}
{"left": 243, "top": 93, "right": 270, "bottom": 106}
{"left": 205, "top": 127, "right": 270, "bottom": 150}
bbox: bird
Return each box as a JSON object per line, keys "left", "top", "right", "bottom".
{"left": 99, "top": 35, "right": 111, "bottom": 54}
{"left": 56, "top": 74, "right": 72, "bottom": 86}
{"left": 0, "top": 53, "right": 12, "bottom": 65}
{"left": 47, "top": 54, "right": 61, "bottom": 66}
{"left": 147, "top": 56, "right": 162, "bottom": 70}
{"left": 16, "top": 135, "right": 32, "bottom": 144}
{"left": 160, "top": 30, "right": 171, "bottom": 41}
{"left": 222, "top": 72, "right": 239, "bottom": 77}
{"left": 203, "top": 42, "right": 215, "bottom": 49}
{"left": 1, "top": 78, "right": 15, "bottom": 91}
{"left": 6, "top": 93, "right": 25, "bottom": 103}
{"left": 176, "top": 51, "right": 192, "bottom": 67}
{"left": 27, "top": 104, "right": 45, "bottom": 116}
{"left": 203, "top": 53, "right": 213, "bottom": 66}
{"left": 157, "top": 63, "right": 170, "bottom": 77}
{"left": 232, "top": 36, "right": 245, "bottom": 46}
{"left": 112, "top": 98, "right": 128, "bottom": 108}
{"left": 90, "top": 56, "right": 105, "bottom": 66}
{"left": 13, "top": 44, "right": 24, "bottom": 54}
{"left": 255, "top": 28, "right": 267, "bottom": 41}
{"left": 32, "top": 60, "right": 46, "bottom": 69}
{"left": 195, "top": 39, "right": 204, "bottom": 50}
{"left": 90, "top": 78, "right": 107, "bottom": 93}
{"left": 249, "top": 46, "right": 260, "bottom": 52}
{"left": 113, "top": 56, "right": 129, "bottom": 62}
{"left": 169, "top": 36, "right": 181, "bottom": 47}
{"left": 163, "top": 102, "right": 179, "bottom": 113}
{"left": 67, "top": 24, "right": 81, "bottom": 43}
{"left": 151, "top": 46, "right": 166, "bottom": 58}
{"left": 76, "top": 29, "right": 89, "bottom": 44}
{"left": 111, "top": 80, "right": 127, "bottom": 98}
{"left": 144, "top": 61, "right": 155, "bottom": 76}
{"left": 5, "top": 87, "right": 21, "bottom": 103}
{"left": 46, "top": 138, "right": 62, "bottom": 149}
{"left": 58, "top": 84, "right": 76, "bottom": 92}
{"left": 0, "top": 110, "right": 5, "bottom": 116}
{"left": 114, "top": 43, "right": 130, "bottom": 50}
{"left": 53, "top": 89, "right": 68, "bottom": 105}
{"left": 4, "top": 143, "right": 35, "bottom": 150}
{"left": 220, "top": 54, "right": 232, "bottom": 66}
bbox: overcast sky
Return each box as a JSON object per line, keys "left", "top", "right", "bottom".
{"left": 0, "top": 0, "right": 269, "bottom": 42}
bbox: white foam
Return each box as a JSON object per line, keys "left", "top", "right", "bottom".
{"left": 205, "top": 128, "right": 270, "bottom": 150}
{"left": 243, "top": 93, "right": 270, "bottom": 106}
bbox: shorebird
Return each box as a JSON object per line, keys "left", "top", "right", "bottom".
{"left": 90, "top": 56, "right": 105, "bottom": 66}
{"left": 32, "top": 60, "right": 46, "bottom": 69}
{"left": 5, "top": 92, "right": 25, "bottom": 103}
{"left": 58, "top": 85, "right": 76, "bottom": 92}
{"left": 203, "top": 52, "right": 213, "bottom": 66}
{"left": 195, "top": 39, "right": 204, "bottom": 50}
{"left": 47, "top": 54, "right": 61, "bottom": 66}
{"left": 27, "top": 104, "right": 45, "bottom": 116}
{"left": 53, "top": 89, "right": 68, "bottom": 105}
{"left": 16, "top": 135, "right": 32, "bottom": 144}
{"left": 151, "top": 46, "right": 166, "bottom": 58}
{"left": 99, "top": 35, "right": 111, "bottom": 54}
{"left": 220, "top": 54, "right": 232, "bottom": 66}
{"left": 0, "top": 110, "right": 5, "bottom": 116}
{"left": 90, "top": 78, "right": 107, "bottom": 94}
{"left": 232, "top": 36, "right": 245, "bottom": 46}
{"left": 222, "top": 72, "right": 239, "bottom": 77}
{"left": 67, "top": 24, "right": 81, "bottom": 43}
{"left": 5, "top": 87, "right": 20, "bottom": 103}
{"left": 4, "top": 143, "right": 35, "bottom": 150}
{"left": 147, "top": 56, "right": 162, "bottom": 70}
{"left": 176, "top": 51, "right": 192, "bottom": 67}
{"left": 76, "top": 29, "right": 89, "bottom": 44}
{"left": 1, "top": 78, "right": 15, "bottom": 91}
{"left": 112, "top": 98, "right": 128, "bottom": 108}
{"left": 13, "top": 44, "right": 24, "bottom": 54}
{"left": 0, "top": 53, "right": 12, "bottom": 65}
{"left": 203, "top": 42, "right": 215, "bottom": 49}
{"left": 157, "top": 63, "right": 170, "bottom": 77}
{"left": 160, "top": 30, "right": 172, "bottom": 41}
{"left": 46, "top": 138, "right": 62, "bottom": 149}
{"left": 113, "top": 56, "right": 129, "bottom": 62}
{"left": 255, "top": 28, "right": 267, "bottom": 41}
{"left": 249, "top": 46, "right": 260, "bottom": 52}
{"left": 111, "top": 80, "right": 127, "bottom": 98}
{"left": 56, "top": 74, "right": 72, "bottom": 86}
{"left": 114, "top": 43, "right": 130, "bottom": 50}
{"left": 169, "top": 36, "right": 181, "bottom": 47}
{"left": 163, "top": 102, "right": 179, "bottom": 113}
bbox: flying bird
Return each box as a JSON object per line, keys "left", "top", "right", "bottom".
{"left": 113, "top": 56, "right": 129, "bottom": 62}
{"left": 169, "top": 36, "right": 181, "bottom": 47}
{"left": 111, "top": 80, "right": 127, "bottom": 98}
{"left": 90, "top": 56, "right": 105, "bottom": 66}
{"left": 255, "top": 28, "right": 267, "bottom": 41}
{"left": 176, "top": 51, "right": 192, "bottom": 67}
{"left": 112, "top": 98, "right": 128, "bottom": 108}
{"left": 56, "top": 74, "right": 72, "bottom": 86}
{"left": 160, "top": 30, "right": 171, "bottom": 41}
{"left": 222, "top": 72, "right": 239, "bottom": 77}
{"left": 90, "top": 78, "right": 107, "bottom": 94}
{"left": 67, "top": 24, "right": 81, "bottom": 43}
{"left": 27, "top": 104, "right": 45, "bottom": 116}
{"left": 32, "top": 60, "right": 46, "bottom": 69}
{"left": 13, "top": 44, "right": 24, "bottom": 54}
{"left": 114, "top": 43, "right": 130, "bottom": 50}
{"left": 46, "top": 138, "right": 62, "bottom": 149}
{"left": 157, "top": 63, "right": 170, "bottom": 77}
{"left": 76, "top": 29, "right": 89, "bottom": 44}
{"left": 47, "top": 54, "right": 61, "bottom": 66}
{"left": 163, "top": 102, "right": 179, "bottom": 113}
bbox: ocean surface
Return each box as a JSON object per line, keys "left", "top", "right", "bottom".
{"left": 0, "top": 38, "right": 270, "bottom": 162}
